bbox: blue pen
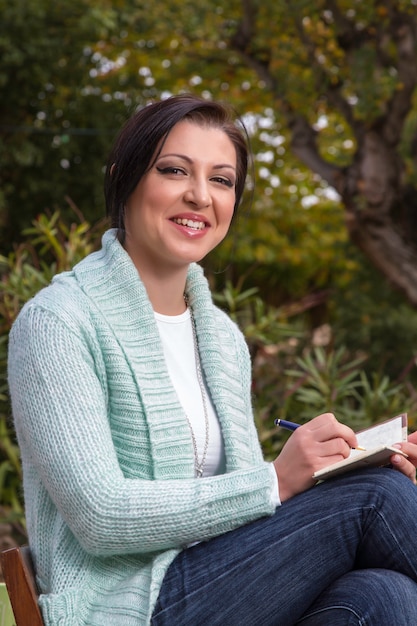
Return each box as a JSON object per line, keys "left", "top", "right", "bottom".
{"left": 274, "top": 418, "right": 366, "bottom": 450}
{"left": 274, "top": 419, "right": 300, "bottom": 432}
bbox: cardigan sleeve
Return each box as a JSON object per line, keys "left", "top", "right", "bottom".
{"left": 8, "top": 303, "right": 278, "bottom": 558}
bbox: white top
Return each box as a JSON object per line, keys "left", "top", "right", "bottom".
{"left": 155, "top": 308, "right": 226, "bottom": 476}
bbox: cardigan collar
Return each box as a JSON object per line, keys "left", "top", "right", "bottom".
{"left": 71, "top": 230, "right": 251, "bottom": 478}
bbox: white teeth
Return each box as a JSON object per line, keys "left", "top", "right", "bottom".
{"left": 172, "top": 218, "right": 206, "bottom": 230}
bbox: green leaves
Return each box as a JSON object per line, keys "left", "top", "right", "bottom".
{"left": 0, "top": 212, "right": 103, "bottom": 535}
{"left": 285, "top": 346, "right": 367, "bottom": 422}
{"left": 1, "top": 0, "right": 417, "bottom": 525}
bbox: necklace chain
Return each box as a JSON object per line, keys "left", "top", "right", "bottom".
{"left": 184, "top": 294, "right": 210, "bottom": 478}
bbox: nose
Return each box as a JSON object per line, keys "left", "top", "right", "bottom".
{"left": 183, "top": 177, "right": 212, "bottom": 209}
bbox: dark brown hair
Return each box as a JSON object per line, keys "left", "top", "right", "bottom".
{"left": 104, "top": 94, "right": 249, "bottom": 235}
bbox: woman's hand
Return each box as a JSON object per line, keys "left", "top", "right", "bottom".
{"left": 273, "top": 413, "right": 358, "bottom": 502}
{"left": 390, "top": 431, "right": 417, "bottom": 484}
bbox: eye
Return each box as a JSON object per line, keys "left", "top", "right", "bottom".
{"left": 211, "top": 176, "right": 234, "bottom": 188}
{"left": 156, "top": 166, "right": 186, "bottom": 176}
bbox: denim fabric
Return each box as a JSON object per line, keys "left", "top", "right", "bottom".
{"left": 297, "top": 569, "right": 417, "bottom": 625}
{"left": 151, "top": 468, "right": 417, "bottom": 625}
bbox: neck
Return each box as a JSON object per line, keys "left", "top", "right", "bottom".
{"left": 138, "top": 267, "right": 189, "bottom": 315}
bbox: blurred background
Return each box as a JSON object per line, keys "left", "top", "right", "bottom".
{"left": 2, "top": 0, "right": 417, "bottom": 554}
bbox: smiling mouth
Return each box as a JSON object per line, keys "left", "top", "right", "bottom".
{"left": 171, "top": 218, "right": 207, "bottom": 231}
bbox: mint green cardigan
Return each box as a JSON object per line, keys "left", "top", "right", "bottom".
{"left": 8, "top": 230, "right": 277, "bottom": 625}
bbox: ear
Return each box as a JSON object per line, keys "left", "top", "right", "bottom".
{"left": 110, "top": 163, "right": 116, "bottom": 176}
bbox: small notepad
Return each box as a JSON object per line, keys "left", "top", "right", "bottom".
{"left": 313, "top": 414, "right": 408, "bottom": 481}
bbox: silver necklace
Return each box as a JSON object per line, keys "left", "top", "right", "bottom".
{"left": 184, "top": 294, "right": 210, "bottom": 478}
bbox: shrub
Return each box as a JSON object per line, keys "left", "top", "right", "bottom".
{"left": 1, "top": 212, "right": 416, "bottom": 538}
{"left": 0, "top": 212, "right": 104, "bottom": 538}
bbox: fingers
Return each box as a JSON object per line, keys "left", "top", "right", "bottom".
{"left": 303, "top": 413, "right": 358, "bottom": 450}
{"left": 391, "top": 453, "right": 417, "bottom": 484}
{"left": 318, "top": 436, "right": 352, "bottom": 460}
{"left": 393, "top": 440, "right": 417, "bottom": 469}
{"left": 391, "top": 439, "right": 417, "bottom": 483}
{"left": 407, "top": 431, "right": 417, "bottom": 446}
{"left": 288, "top": 413, "right": 356, "bottom": 474}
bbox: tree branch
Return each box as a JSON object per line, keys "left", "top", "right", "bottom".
{"left": 288, "top": 113, "right": 342, "bottom": 189}
{"left": 231, "top": 0, "right": 343, "bottom": 187}
{"left": 230, "top": 0, "right": 278, "bottom": 92}
{"left": 284, "top": 0, "right": 360, "bottom": 135}
{"left": 382, "top": 9, "right": 417, "bottom": 145}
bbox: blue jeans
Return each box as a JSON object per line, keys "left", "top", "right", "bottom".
{"left": 151, "top": 468, "right": 417, "bottom": 625}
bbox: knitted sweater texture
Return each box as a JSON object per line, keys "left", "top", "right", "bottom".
{"left": 8, "top": 230, "right": 277, "bottom": 625}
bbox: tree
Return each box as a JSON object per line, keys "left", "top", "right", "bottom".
{"left": 0, "top": 0, "right": 127, "bottom": 246}
{"left": 90, "top": 0, "right": 417, "bottom": 308}
{"left": 3, "top": 0, "right": 417, "bottom": 310}
{"left": 229, "top": 0, "right": 417, "bottom": 306}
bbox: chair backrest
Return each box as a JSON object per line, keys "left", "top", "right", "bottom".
{"left": 0, "top": 545, "right": 44, "bottom": 626}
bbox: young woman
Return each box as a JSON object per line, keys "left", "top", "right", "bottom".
{"left": 8, "top": 94, "right": 417, "bottom": 625}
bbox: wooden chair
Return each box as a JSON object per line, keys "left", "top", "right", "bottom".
{"left": 0, "top": 545, "right": 43, "bottom": 626}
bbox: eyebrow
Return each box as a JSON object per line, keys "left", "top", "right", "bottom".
{"left": 156, "top": 153, "right": 236, "bottom": 172}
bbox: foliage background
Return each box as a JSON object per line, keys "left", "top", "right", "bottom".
{"left": 1, "top": 0, "right": 417, "bottom": 553}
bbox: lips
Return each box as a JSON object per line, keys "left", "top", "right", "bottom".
{"left": 171, "top": 217, "right": 207, "bottom": 231}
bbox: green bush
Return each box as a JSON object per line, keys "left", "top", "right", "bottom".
{"left": 0, "top": 212, "right": 104, "bottom": 538}
{"left": 215, "top": 289, "right": 417, "bottom": 460}
{"left": 1, "top": 212, "right": 416, "bottom": 537}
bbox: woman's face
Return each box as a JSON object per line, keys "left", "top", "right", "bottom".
{"left": 123, "top": 120, "right": 237, "bottom": 275}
